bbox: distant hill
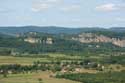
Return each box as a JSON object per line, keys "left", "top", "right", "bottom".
{"left": 0, "top": 26, "right": 107, "bottom": 35}
{"left": 110, "top": 27, "right": 125, "bottom": 32}
{"left": 0, "top": 26, "right": 124, "bottom": 35}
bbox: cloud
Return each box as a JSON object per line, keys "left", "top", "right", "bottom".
{"left": 61, "top": 5, "right": 81, "bottom": 12}
{"left": 45, "top": 0, "right": 61, "bottom": 3}
{"left": 31, "top": 3, "right": 50, "bottom": 12}
{"left": 96, "top": 3, "right": 125, "bottom": 12}
{"left": 96, "top": 3, "right": 118, "bottom": 12}
{"left": 31, "top": 0, "right": 81, "bottom": 13}
{"left": 31, "top": 0, "right": 62, "bottom": 12}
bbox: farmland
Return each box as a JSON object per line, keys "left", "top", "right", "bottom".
{"left": 0, "top": 71, "right": 80, "bottom": 83}
{"left": 0, "top": 54, "right": 82, "bottom": 83}
{"left": 0, "top": 29, "right": 125, "bottom": 83}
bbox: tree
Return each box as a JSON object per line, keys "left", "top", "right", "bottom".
{"left": 2, "top": 70, "right": 8, "bottom": 78}
{"left": 38, "top": 78, "right": 43, "bottom": 83}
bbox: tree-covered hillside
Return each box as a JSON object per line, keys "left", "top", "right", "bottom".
{"left": 0, "top": 31, "right": 125, "bottom": 56}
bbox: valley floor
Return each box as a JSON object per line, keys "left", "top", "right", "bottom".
{"left": 0, "top": 71, "right": 80, "bottom": 83}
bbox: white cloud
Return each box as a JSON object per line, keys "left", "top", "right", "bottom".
{"left": 96, "top": 3, "right": 118, "bottom": 12}
{"left": 61, "top": 5, "right": 81, "bottom": 12}
{"left": 45, "top": 0, "right": 60, "bottom": 3}
{"left": 31, "top": 3, "right": 50, "bottom": 12}
{"left": 38, "top": 0, "right": 60, "bottom": 3}
{"left": 31, "top": 0, "right": 62, "bottom": 12}
{"left": 31, "top": 0, "right": 81, "bottom": 13}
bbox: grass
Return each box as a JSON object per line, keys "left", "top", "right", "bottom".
{"left": 0, "top": 71, "right": 81, "bottom": 83}
{"left": 0, "top": 56, "right": 49, "bottom": 65}
{"left": 48, "top": 53, "right": 82, "bottom": 59}
{"left": 0, "top": 54, "right": 82, "bottom": 83}
{"left": 56, "top": 71, "right": 125, "bottom": 83}
{"left": 0, "top": 53, "right": 84, "bottom": 65}
{"left": 0, "top": 54, "right": 124, "bottom": 83}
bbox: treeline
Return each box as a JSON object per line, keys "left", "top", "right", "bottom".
{"left": 89, "top": 31, "right": 125, "bottom": 39}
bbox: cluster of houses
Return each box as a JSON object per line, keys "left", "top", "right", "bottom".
{"left": 59, "top": 62, "right": 105, "bottom": 73}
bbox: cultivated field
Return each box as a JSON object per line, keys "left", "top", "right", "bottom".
{"left": 0, "top": 54, "right": 82, "bottom": 83}
{"left": 0, "top": 56, "right": 49, "bottom": 65}
{"left": 0, "top": 54, "right": 83, "bottom": 65}
{"left": 0, "top": 71, "right": 80, "bottom": 83}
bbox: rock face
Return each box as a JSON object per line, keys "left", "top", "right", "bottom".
{"left": 24, "top": 37, "right": 41, "bottom": 44}
{"left": 72, "top": 33, "right": 125, "bottom": 47}
{"left": 113, "top": 40, "right": 125, "bottom": 47}
{"left": 46, "top": 38, "right": 53, "bottom": 44}
{"left": 24, "top": 37, "right": 53, "bottom": 44}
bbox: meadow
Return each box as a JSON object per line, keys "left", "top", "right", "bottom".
{"left": 0, "top": 71, "right": 80, "bottom": 83}
{"left": 0, "top": 54, "right": 82, "bottom": 83}
{"left": 0, "top": 54, "right": 124, "bottom": 83}
{"left": 0, "top": 53, "right": 84, "bottom": 65}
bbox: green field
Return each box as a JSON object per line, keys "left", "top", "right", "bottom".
{"left": 0, "top": 71, "right": 80, "bottom": 83}
{"left": 0, "top": 56, "right": 49, "bottom": 65}
{"left": 0, "top": 54, "right": 124, "bottom": 83}
{"left": 0, "top": 53, "right": 84, "bottom": 65}
{"left": 56, "top": 71, "right": 125, "bottom": 83}
{"left": 0, "top": 55, "right": 81, "bottom": 83}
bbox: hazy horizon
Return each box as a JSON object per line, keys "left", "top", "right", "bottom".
{"left": 0, "top": 25, "right": 125, "bottom": 29}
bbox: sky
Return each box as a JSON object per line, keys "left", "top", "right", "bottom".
{"left": 0, "top": 0, "right": 125, "bottom": 28}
